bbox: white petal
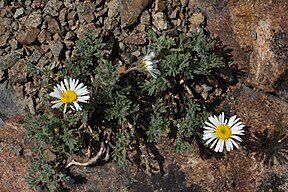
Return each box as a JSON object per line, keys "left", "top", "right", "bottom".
{"left": 225, "top": 140, "right": 234, "bottom": 151}
{"left": 49, "top": 91, "right": 62, "bottom": 99}
{"left": 73, "top": 101, "right": 81, "bottom": 111}
{"left": 203, "top": 130, "right": 215, "bottom": 134}
{"left": 227, "top": 115, "right": 237, "bottom": 127}
{"left": 208, "top": 116, "right": 218, "bottom": 126}
{"left": 230, "top": 135, "right": 242, "bottom": 142}
{"left": 204, "top": 121, "right": 217, "bottom": 129}
{"left": 204, "top": 136, "right": 216, "bottom": 145}
{"left": 203, "top": 126, "right": 215, "bottom": 131}
{"left": 203, "top": 133, "right": 215, "bottom": 140}
{"left": 74, "top": 83, "right": 85, "bottom": 92}
{"left": 232, "top": 130, "right": 245, "bottom": 135}
{"left": 231, "top": 122, "right": 244, "bottom": 129}
{"left": 220, "top": 112, "right": 225, "bottom": 124}
{"left": 214, "top": 140, "right": 221, "bottom": 152}
{"left": 63, "top": 104, "right": 67, "bottom": 114}
{"left": 51, "top": 102, "right": 62, "bottom": 109}
{"left": 75, "top": 87, "right": 89, "bottom": 95}
{"left": 60, "top": 81, "right": 66, "bottom": 92}
{"left": 77, "top": 96, "right": 90, "bottom": 102}
{"left": 231, "top": 125, "right": 245, "bottom": 132}
{"left": 210, "top": 138, "right": 218, "bottom": 149}
{"left": 230, "top": 139, "right": 239, "bottom": 149}
{"left": 218, "top": 140, "right": 225, "bottom": 152}
{"left": 64, "top": 79, "right": 70, "bottom": 90}
{"left": 56, "top": 83, "right": 65, "bottom": 92}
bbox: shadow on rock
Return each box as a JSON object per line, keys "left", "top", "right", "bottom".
{"left": 245, "top": 129, "right": 288, "bottom": 166}
{"left": 127, "top": 164, "right": 202, "bottom": 192}
{"left": 256, "top": 173, "right": 288, "bottom": 192}
{"left": 195, "top": 134, "right": 224, "bottom": 160}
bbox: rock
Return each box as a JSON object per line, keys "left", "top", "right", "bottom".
{"left": 194, "top": 0, "right": 288, "bottom": 92}
{"left": 118, "top": 0, "right": 149, "bottom": 28}
{"left": 37, "top": 56, "right": 49, "bottom": 67}
{"left": 76, "top": 23, "right": 97, "bottom": 39}
{"left": 0, "top": 80, "right": 27, "bottom": 123}
{"left": 9, "top": 38, "right": 19, "bottom": 50}
{"left": 43, "top": 0, "right": 63, "bottom": 17}
{"left": 26, "top": 11, "right": 42, "bottom": 28}
{"left": 31, "top": 0, "right": 43, "bottom": 9}
{"left": 76, "top": 1, "right": 96, "bottom": 23}
{"left": 0, "top": 52, "right": 22, "bottom": 70}
{"left": 11, "top": 21, "right": 19, "bottom": 31}
{"left": 16, "top": 27, "right": 40, "bottom": 45}
{"left": 37, "top": 29, "right": 52, "bottom": 43}
{"left": 140, "top": 10, "right": 150, "bottom": 26}
{"left": 189, "top": 12, "right": 205, "bottom": 27}
{"left": 95, "top": 7, "right": 108, "bottom": 19}
{"left": 131, "top": 50, "right": 141, "bottom": 57}
{"left": 152, "top": 12, "right": 169, "bottom": 31}
{"left": 274, "top": 69, "right": 288, "bottom": 100}
{"left": 0, "top": 33, "right": 9, "bottom": 47}
{"left": 40, "top": 43, "right": 50, "bottom": 53}
{"left": 29, "top": 46, "right": 44, "bottom": 63}
{"left": 45, "top": 15, "right": 61, "bottom": 34}
{"left": 64, "top": 31, "right": 75, "bottom": 40}
{"left": 0, "top": 17, "right": 13, "bottom": 36}
{"left": 8, "top": 59, "right": 26, "bottom": 83}
{"left": 43, "top": 149, "right": 57, "bottom": 162}
{"left": 59, "top": 8, "right": 67, "bottom": 26}
{"left": 135, "top": 24, "right": 146, "bottom": 32}
{"left": 107, "top": 0, "right": 119, "bottom": 18}
{"left": 123, "top": 32, "right": 146, "bottom": 45}
{"left": 170, "top": 8, "right": 179, "bottom": 19}
{"left": 155, "top": 0, "right": 166, "bottom": 12}
{"left": 103, "top": 17, "right": 119, "bottom": 31}
{"left": 217, "top": 84, "right": 288, "bottom": 135}
{"left": 26, "top": 97, "right": 35, "bottom": 115}
{"left": 13, "top": 7, "right": 25, "bottom": 19}
{"left": 49, "top": 40, "right": 63, "bottom": 61}
{"left": 53, "top": 33, "right": 62, "bottom": 41}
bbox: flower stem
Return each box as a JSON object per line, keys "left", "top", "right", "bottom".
{"left": 121, "top": 66, "right": 138, "bottom": 75}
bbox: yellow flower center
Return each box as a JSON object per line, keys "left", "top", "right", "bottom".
{"left": 215, "top": 125, "right": 232, "bottom": 140}
{"left": 60, "top": 90, "right": 77, "bottom": 104}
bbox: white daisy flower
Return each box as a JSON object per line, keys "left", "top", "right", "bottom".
{"left": 203, "top": 112, "right": 245, "bottom": 153}
{"left": 137, "top": 52, "right": 161, "bottom": 79}
{"left": 49, "top": 78, "right": 90, "bottom": 114}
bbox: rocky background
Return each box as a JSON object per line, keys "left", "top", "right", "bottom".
{"left": 0, "top": 0, "right": 287, "bottom": 191}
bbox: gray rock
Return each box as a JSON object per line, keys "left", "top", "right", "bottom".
{"left": 14, "top": 7, "right": 25, "bottom": 19}
{"left": 0, "top": 33, "right": 9, "bottom": 47}
{"left": 0, "top": 17, "right": 13, "bottom": 36}
{"left": 107, "top": 0, "right": 119, "bottom": 18}
{"left": 155, "top": 0, "right": 166, "bottom": 12}
{"left": 76, "top": 23, "right": 97, "bottom": 39}
{"left": 0, "top": 52, "right": 22, "bottom": 70}
{"left": 103, "top": 17, "right": 119, "bottom": 31}
{"left": 45, "top": 15, "right": 61, "bottom": 34}
{"left": 0, "top": 80, "right": 27, "bottom": 124}
{"left": 152, "top": 12, "right": 169, "bottom": 31}
{"left": 16, "top": 27, "right": 40, "bottom": 45}
{"left": 49, "top": 40, "right": 63, "bottom": 61}
{"left": 76, "top": 1, "right": 95, "bottom": 23}
{"left": 43, "top": 0, "right": 63, "bottom": 16}
{"left": 123, "top": 32, "right": 146, "bottom": 45}
{"left": 118, "top": 0, "right": 149, "bottom": 28}
{"left": 29, "top": 46, "right": 44, "bottom": 63}
{"left": 140, "top": 10, "right": 150, "bottom": 26}
{"left": 26, "top": 11, "right": 42, "bottom": 28}
{"left": 9, "top": 38, "right": 19, "bottom": 50}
